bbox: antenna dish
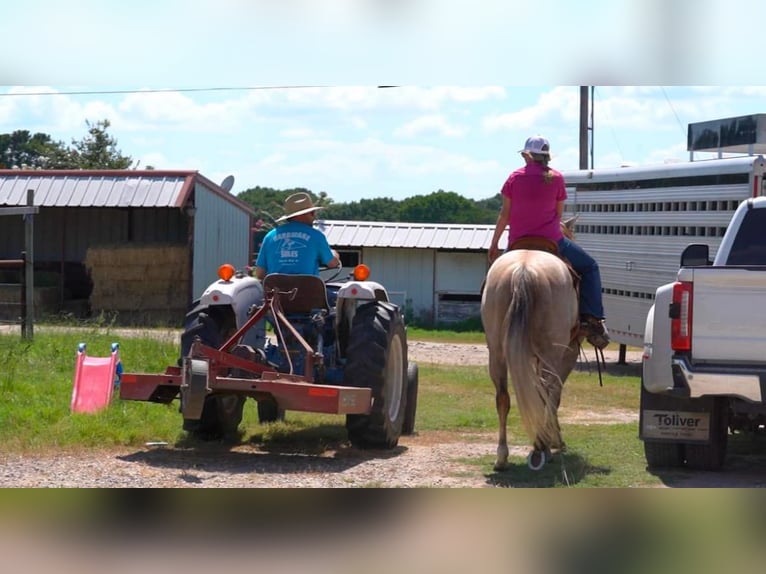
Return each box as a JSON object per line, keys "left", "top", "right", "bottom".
{"left": 220, "top": 175, "right": 235, "bottom": 192}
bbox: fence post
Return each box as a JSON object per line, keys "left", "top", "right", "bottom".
{"left": 20, "top": 251, "right": 27, "bottom": 339}
{"left": 23, "top": 189, "right": 34, "bottom": 341}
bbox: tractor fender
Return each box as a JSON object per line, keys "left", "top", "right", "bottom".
{"left": 336, "top": 280, "right": 389, "bottom": 303}
{"left": 336, "top": 281, "right": 394, "bottom": 352}
{"left": 196, "top": 273, "right": 265, "bottom": 348}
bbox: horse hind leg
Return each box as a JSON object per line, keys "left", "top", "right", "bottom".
{"left": 527, "top": 369, "right": 565, "bottom": 471}
{"left": 489, "top": 352, "right": 511, "bottom": 471}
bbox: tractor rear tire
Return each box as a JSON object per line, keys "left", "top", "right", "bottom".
{"left": 180, "top": 307, "right": 245, "bottom": 442}
{"left": 345, "top": 301, "right": 408, "bottom": 449}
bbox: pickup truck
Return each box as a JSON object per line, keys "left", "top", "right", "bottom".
{"left": 641, "top": 195, "right": 766, "bottom": 471}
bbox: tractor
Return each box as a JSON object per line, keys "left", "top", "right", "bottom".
{"left": 120, "top": 263, "right": 419, "bottom": 449}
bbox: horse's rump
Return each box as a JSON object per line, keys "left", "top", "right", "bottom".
{"left": 481, "top": 249, "right": 580, "bottom": 452}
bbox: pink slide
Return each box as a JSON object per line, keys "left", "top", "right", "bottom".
{"left": 71, "top": 342, "right": 122, "bottom": 414}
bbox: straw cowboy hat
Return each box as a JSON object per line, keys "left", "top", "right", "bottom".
{"left": 275, "top": 192, "right": 324, "bottom": 222}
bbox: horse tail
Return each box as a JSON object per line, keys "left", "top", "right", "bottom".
{"left": 505, "top": 264, "right": 562, "bottom": 450}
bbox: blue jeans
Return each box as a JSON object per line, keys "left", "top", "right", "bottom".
{"left": 557, "top": 237, "right": 604, "bottom": 319}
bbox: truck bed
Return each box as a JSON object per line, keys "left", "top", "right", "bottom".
{"left": 681, "top": 266, "right": 766, "bottom": 364}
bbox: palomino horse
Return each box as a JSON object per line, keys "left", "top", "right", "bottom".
{"left": 481, "top": 219, "right": 583, "bottom": 471}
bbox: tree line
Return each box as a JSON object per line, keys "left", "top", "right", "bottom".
{"left": 1, "top": 121, "right": 501, "bottom": 224}
{"left": 0, "top": 120, "right": 132, "bottom": 170}
{"left": 239, "top": 187, "right": 501, "bottom": 227}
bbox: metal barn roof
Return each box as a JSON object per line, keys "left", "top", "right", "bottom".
{"left": 0, "top": 169, "right": 255, "bottom": 215}
{"left": 317, "top": 219, "right": 506, "bottom": 250}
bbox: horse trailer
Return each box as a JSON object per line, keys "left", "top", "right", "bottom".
{"left": 562, "top": 154, "right": 766, "bottom": 353}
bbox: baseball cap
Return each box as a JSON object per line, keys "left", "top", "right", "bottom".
{"left": 519, "top": 135, "right": 550, "bottom": 156}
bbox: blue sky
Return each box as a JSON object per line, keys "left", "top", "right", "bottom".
{"left": 2, "top": 1, "right": 765, "bottom": 203}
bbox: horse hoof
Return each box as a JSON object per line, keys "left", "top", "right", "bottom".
{"left": 493, "top": 460, "right": 508, "bottom": 472}
{"left": 527, "top": 449, "right": 548, "bottom": 471}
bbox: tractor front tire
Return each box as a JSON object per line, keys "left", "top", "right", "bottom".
{"left": 344, "top": 301, "right": 408, "bottom": 449}
{"left": 402, "top": 361, "right": 419, "bottom": 435}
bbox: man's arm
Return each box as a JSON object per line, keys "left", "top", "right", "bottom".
{"left": 254, "top": 266, "right": 267, "bottom": 280}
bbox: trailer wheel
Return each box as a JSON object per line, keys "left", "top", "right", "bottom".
{"left": 684, "top": 397, "right": 729, "bottom": 471}
{"left": 401, "top": 361, "right": 419, "bottom": 435}
{"left": 345, "top": 301, "right": 408, "bottom": 449}
{"left": 180, "top": 307, "right": 245, "bottom": 442}
{"left": 257, "top": 398, "right": 286, "bottom": 424}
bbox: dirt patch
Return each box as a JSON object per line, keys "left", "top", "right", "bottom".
{"left": 408, "top": 340, "right": 643, "bottom": 368}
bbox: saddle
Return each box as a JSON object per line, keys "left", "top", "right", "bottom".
{"left": 509, "top": 236, "right": 559, "bottom": 255}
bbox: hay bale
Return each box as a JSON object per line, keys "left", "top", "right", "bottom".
{"left": 87, "top": 244, "right": 190, "bottom": 320}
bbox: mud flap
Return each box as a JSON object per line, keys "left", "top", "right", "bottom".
{"left": 640, "top": 389, "right": 716, "bottom": 444}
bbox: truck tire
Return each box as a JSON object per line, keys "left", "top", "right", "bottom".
{"left": 344, "top": 301, "right": 408, "bottom": 449}
{"left": 684, "top": 397, "right": 729, "bottom": 471}
{"left": 401, "top": 361, "right": 419, "bottom": 435}
{"left": 644, "top": 441, "right": 684, "bottom": 469}
{"left": 180, "top": 307, "right": 245, "bottom": 442}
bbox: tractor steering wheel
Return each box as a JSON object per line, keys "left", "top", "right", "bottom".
{"left": 319, "top": 261, "right": 343, "bottom": 283}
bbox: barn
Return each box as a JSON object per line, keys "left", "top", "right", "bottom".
{"left": 318, "top": 219, "right": 508, "bottom": 325}
{"left": 0, "top": 169, "right": 255, "bottom": 325}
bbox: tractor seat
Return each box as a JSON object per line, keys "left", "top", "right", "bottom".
{"left": 262, "top": 274, "right": 330, "bottom": 314}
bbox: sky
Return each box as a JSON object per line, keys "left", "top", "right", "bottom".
{"left": 2, "top": 1, "right": 765, "bottom": 204}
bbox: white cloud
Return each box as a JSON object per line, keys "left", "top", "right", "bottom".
{"left": 394, "top": 115, "right": 465, "bottom": 138}
{"left": 481, "top": 86, "right": 577, "bottom": 133}
{"left": 280, "top": 127, "right": 321, "bottom": 139}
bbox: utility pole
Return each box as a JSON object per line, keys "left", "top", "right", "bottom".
{"left": 579, "top": 86, "right": 591, "bottom": 169}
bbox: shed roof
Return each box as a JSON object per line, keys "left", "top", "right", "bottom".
{"left": 317, "top": 219, "right": 508, "bottom": 250}
{"left": 0, "top": 169, "right": 255, "bottom": 215}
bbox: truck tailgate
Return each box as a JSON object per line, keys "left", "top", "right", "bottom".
{"left": 690, "top": 267, "right": 766, "bottom": 363}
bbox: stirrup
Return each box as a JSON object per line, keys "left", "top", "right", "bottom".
{"left": 580, "top": 317, "right": 610, "bottom": 350}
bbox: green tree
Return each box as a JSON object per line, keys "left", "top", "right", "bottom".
{"left": 323, "top": 196, "right": 401, "bottom": 221}
{"left": 0, "top": 120, "right": 132, "bottom": 169}
{"left": 0, "top": 130, "right": 68, "bottom": 169}
{"left": 474, "top": 193, "right": 503, "bottom": 224}
{"left": 399, "top": 189, "right": 486, "bottom": 223}
{"left": 67, "top": 119, "right": 132, "bottom": 169}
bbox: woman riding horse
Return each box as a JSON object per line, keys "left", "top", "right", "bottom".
{"left": 489, "top": 135, "right": 609, "bottom": 349}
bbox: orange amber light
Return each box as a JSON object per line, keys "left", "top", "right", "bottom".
{"left": 353, "top": 264, "right": 370, "bottom": 281}
{"left": 218, "top": 263, "right": 236, "bottom": 281}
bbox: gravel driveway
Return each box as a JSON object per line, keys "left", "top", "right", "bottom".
{"left": 0, "top": 339, "right": 648, "bottom": 488}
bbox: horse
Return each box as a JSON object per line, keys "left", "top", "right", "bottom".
{"left": 481, "top": 219, "right": 583, "bottom": 471}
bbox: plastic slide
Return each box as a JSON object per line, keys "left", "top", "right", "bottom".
{"left": 70, "top": 342, "right": 122, "bottom": 414}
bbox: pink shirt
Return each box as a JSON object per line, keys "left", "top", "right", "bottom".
{"left": 501, "top": 161, "right": 567, "bottom": 245}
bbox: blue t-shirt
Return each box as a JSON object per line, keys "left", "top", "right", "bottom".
{"left": 256, "top": 221, "right": 335, "bottom": 276}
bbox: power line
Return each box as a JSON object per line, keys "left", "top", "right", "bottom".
{"left": 0, "top": 85, "right": 398, "bottom": 97}
{"left": 0, "top": 86, "right": 318, "bottom": 97}
{"left": 661, "top": 86, "right": 686, "bottom": 139}
{"left": 592, "top": 87, "right": 625, "bottom": 165}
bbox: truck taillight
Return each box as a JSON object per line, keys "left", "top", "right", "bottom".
{"left": 670, "top": 281, "right": 693, "bottom": 351}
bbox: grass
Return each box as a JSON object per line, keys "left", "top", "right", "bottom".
{"left": 0, "top": 326, "right": 657, "bottom": 486}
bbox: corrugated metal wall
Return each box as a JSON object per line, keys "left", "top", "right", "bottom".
{"left": 360, "top": 247, "right": 435, "bottom": 322}
{"left": 0, "top": 207, "right": 186, "bottom": 260}
{"left": 192, "top": 183, "right": 251, "bottom": 298}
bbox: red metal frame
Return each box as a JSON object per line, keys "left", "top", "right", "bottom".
{"left": 119, "top": 282, "right": 372, "bottom": 415}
